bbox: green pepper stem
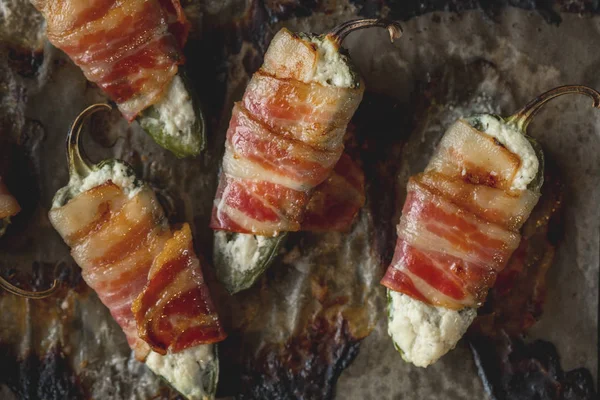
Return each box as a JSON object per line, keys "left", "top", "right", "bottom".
{"left": 328, "top": 18, "right": 403, "bottom": 46}
{"left": 0, "top": 271, "right": 60, "bottom": 299}
{"left": 506, "top": 85, "right": 600, "bottom": 131}
{"left": 67, "top": 103, "right": 112, "bottom": 179}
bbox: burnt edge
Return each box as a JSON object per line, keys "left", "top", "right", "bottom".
{"left": 0, "top": 345, "right": 85, "bottom": 400}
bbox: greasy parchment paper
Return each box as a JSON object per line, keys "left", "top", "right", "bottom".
{"left": 0, "top": 1, "right": 598, "bottom": 399}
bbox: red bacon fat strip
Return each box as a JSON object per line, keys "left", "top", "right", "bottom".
{"left": 301, "top": 153, "right": 366, "bottom": 232}
{"left": 132, "top": 224, "right": 226, "bottom": 354}
{"left": 49, "top": 183, "right": 224, "bottom": 360}
{"left": 0, "top": 178, "right": 20, "bottom": 219}
{"left": 210, "top": 29, "right": 364, "bottom": 235}
{"left": 31, "top": 0, "right": 189, "bottom": 121}
{"left": 381, "top": 120, "right": 540, "bottom": 310}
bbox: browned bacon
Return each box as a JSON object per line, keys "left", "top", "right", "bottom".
{"left": 210, "top": 28, "right": 363, "bottom": 235}
{"left": 302, "top": 153, "right": 366, "bottom": 232}
{"left": 49, "top": 183, "right": 224, "bottom": 360}
{"left": 381, "top": 120, "right": 540, "bottom": 309}
{"left": 133, "top": 224, "right": 226, "bottom": 354}
{"left": 31, "top": 0, "right": 189, "bottom": 121}
{"left": 0, "top": 178, "right": 20, "bottom": 219}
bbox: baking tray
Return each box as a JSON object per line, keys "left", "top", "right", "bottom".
{"left": 0, "top": 1, "right": 598, "bottom": 399}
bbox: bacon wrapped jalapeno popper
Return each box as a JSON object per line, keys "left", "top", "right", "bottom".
{"left": 211, "top": 19, "right": 401, "bottom": 293}
{"left": 31, "top": 0, "right": 205, "bottom": 158}
{"left": 0, "top": 177, "right": 20, "bottom": 237}
{"left": 48, "top": 105, "right": 225, "bottom": 400}
{"left": 0, "top": 145, "right": 20, "bottom": 236}
{"left": 381, "top": 86, "right": 600, "bottom": 367}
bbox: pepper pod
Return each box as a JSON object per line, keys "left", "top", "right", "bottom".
{"left": 137, "top": 70, "right": 207, "bottom": 158}
{"left": 381, "top": 85, "right": 600, "bottom": 367}
{"left": 0, "top": 179, "right": 20, "bottom": 237}
{"left": 0, "top": 266, "right": 60, "bottom": 300}
{"left": 0, "top": 145, "right": 58, "bottom": 298}
{"left": 212, "top": 18, "right": 403, "bottom": 294}
{"left": 30, "top": 0, "right": 206, "bottom": 158}
{"left": 47, "top": 104, "right": 225, "bottom": 400}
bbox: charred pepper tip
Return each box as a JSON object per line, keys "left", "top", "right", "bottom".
{"left": 67, "top": 103, "right": 112, "bottom": 180}
{"left": 507, "top": 85, "right": 600, "bottom": 131}
{"left": 328, "top": 18, "right": 403, "bottom": 46}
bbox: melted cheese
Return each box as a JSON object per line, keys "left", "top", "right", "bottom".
{"left": 146, "top": 345, "right": 217, "bottom": 400}
{"left": 152, "top": 75, "right": 197, "bottom": 146}
{"left": 387, "top": 290, "right": 476, "bottom": 367}
{"left": 298, "top": 34, "right": 356, "bottom": 88}
{"left": 51, "top": 161, "right": 141, "bottom": 209}
{"left": 466, "top": 115, "right": 539, "bottom": 191}
{"left": 214, "top": 231, "right": 271, "bottom": 273}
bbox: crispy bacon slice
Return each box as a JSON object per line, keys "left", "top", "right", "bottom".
{"left": 132, "top": 224, "right": 226, "bottom": 354}
{"left": 416, "top": 172, "right": 539, "bottom": 231}
{"left": 31, "top": 0, "right": 189, "bottom": 121}
{"left": 0, "top": 178, "right": 20, "bottom": 219}
{"left": 426, "top": 120, "right": 521, "bottom": 190}
{"left": 210, "top": 28, "right": 364, "bottom": 236}
{"left": 242, "top": 71, "right": 363, "bottom": 151}
{"left": 302, "top": 153, "right": 366, "bottom": 232}
{"left": 49, "top": 183, "right": 224, "bottom": 360}
{"left": 224, "top": 104, "right": 341, "bottom": 190}
{"left": 211, "top": 174, "right": 309, "bottom": 235}
{"left": 382, "top": 120, "right": 540, "bottom": 309}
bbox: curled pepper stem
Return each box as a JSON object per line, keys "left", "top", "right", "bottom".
{"left": 328, "top": 18, "right": 403, "bottom": 46}
{"left": 0, "top": 268, "right": 61, "bottom": 299}
{"left": 67, "top": 103, "right": 112, "bottom": 180}
{"left": 506, "top": 85, "right": 600, "bottom": 132}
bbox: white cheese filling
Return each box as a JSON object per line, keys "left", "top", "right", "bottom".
{"left": 387, "top": 290, "right": 476, "bottom": 368}
{"left": 152, "top": 75, "right": 196, "bottom": 145}
{"left": 305, "top": 35, "right": 355, "bottom": 88}
{"left": 467, "top": 114, "right": 539, "bottom": 191}
{"left": 52, "top": 161, "right": 141, "bottom": 209}
{"left": 146, "top": 345, "right": 217, "bottom": 400}
{"left": 78, "top": 162, "right": 139, "bottom": 197}
{"left": 214, "top": 231, "right": 270, "bottom": 273}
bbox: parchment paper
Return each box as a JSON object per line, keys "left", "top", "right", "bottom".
{"left": 335, "top": 10, "right": 599, "bottom": 399}
{"left": 0, "top": 1, "right": 598, "bottom": 399}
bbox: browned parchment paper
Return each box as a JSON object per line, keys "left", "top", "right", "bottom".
{"left": 0, "top": 1, "right": 598, "bottom": 399}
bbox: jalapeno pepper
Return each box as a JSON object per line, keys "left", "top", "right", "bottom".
{"left": 382, "top": 85, "right": 600, "bottom": 368}
{"left": 0, "top": 146, "right": 60, "bottom": 298}
{"left": 211, "top": 18, "right": 402, "bottom": 294}
{"left": 48, "top": 104, "right": 224, "bottom": 400}
{"left": 0, "top": 178, "right": 20, "bottom": 237}
{"left": 30, "top": 0, "right": 206, "bottom": 158}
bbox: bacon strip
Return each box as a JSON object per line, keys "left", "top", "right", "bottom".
{"left": 302, "top": 153, "right": 366, "bottom": 232}
{"left": 210, "top": 28, "right": 364, "bottom": 235}
{"left": 382, "top": 120, "right": 540, "bottom": 309}
{"left": 416, "top": 172, "right": 539, "bottom": 231}
{"left": 426, "top": 120, "right": 521, "bottom": 190}
{"left": 243, "top": 71, "right": 361, "bottom": 151}
{"left": 49, "top": 183, "right": 224, "bottom": 360}
{"left": 132, "top": 224, "right": 226, "bottom": 354}
{"left": 0, "top": 178, "right": 20, "bottom": 219}
{"left": 31, "top": 0, "right": 189, "bottom": 121}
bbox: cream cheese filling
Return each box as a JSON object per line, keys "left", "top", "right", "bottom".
{"left": 146, "top": 345, "right": 217, "bottom": 400}
{"left": 52, "top": 160, "right": 141, "bottom": 209}
{"left": 300, "top": 34, "right": 356, "bottom": 88}
{"left": 151, "top": 75, "right": 197, "bottom": 146}
{"left": 387, "top": 290, "right": 476, "bottom": 368}
{"left": 466, "top": 114, "right": 539, "bottom": 191}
